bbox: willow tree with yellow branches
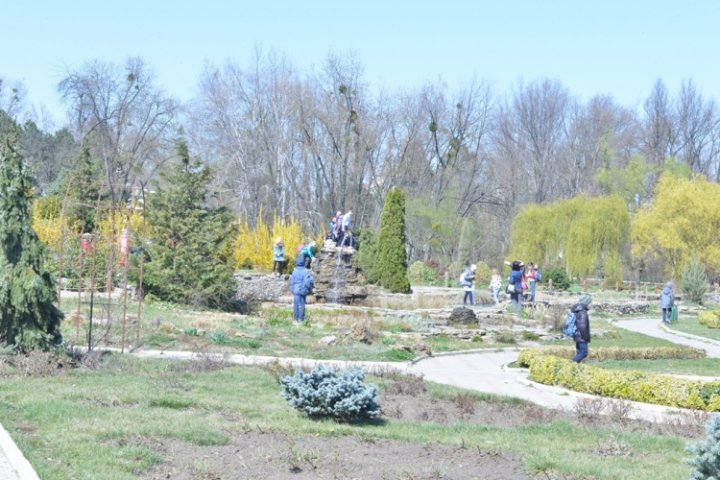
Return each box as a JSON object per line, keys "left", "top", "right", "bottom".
{"left": 510, "top": 195, "right": 630, "bottom": 283}
{"left": 633, "top": 172, "right": 720, "bottom": 279}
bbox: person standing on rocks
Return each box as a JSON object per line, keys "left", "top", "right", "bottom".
{"left": 290, "top": 257, "right": 314, "bottom": 323}
{"left": 272, "top": 237, "right": 285, "bottom": 276}
{"left": 659, "top": 282, "right": 675, "bottom": 324}
{"left": 572, "top": 293, "right": 592, "bottom": 363}
{"left": 300, "top": 241, "right": 317, "bottom": 269}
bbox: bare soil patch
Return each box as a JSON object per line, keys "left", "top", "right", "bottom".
{"left": 142, "top": 373, "right": 706, "bottom": 480}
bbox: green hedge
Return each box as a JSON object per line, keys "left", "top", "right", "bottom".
{"left": 517, "top": 346, "right": 705, "bottom": 365}
{"left": 519, "top": 350, "right": 720, "bottom": 411}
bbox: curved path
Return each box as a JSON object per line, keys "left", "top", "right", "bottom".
{"left": 1, "top": 317, "right": 718, "bottom": 479}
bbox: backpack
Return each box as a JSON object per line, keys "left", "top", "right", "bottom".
{"left": 458, "top": 272, "right": 466, "bottom": 286}
{"left": 300, "top": 273, "right": 315, "bottom": 295}
{"left": 536, "top": 270, "right": 542, "bottom": 282}
{"left": 563, "top": 311, "right": 577, "bottom": 337}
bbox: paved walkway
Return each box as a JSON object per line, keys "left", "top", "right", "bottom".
{"left": 1, "top": 316, "right": 719, "bottom": 479}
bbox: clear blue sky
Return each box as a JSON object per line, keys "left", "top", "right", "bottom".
{"left": 3, "top": 0, "right": 719, "bottom": 126}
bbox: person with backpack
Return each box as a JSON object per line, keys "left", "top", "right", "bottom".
{"left": 507, "top": 260, "right": 524, "bottom": 316}
{"left": 460, "top": 264, "right": 477, "bottom": 305}
{"left": 290, "top": 256, "right": 314, "bottom": 323}
{"left": 272, "top": 237, "right": 285, "bottom": 276}
{"left": 659, "top": 281, "right": 675, "bottom": 324}
{"left": 571, "top": 293, "right": 592, "bottom": 362}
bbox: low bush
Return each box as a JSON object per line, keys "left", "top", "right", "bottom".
{"left": 517, "top": 346, "right": 705, "bottom": 365}
{"left": 543, "top": 267, "right": 571, "bottom": 290}
{"left": 688, "top": 414, "right": 720, "bottom": 479}
{"left": 280, "top": 364, "right": 381, "bottom": 422}
{"left": 699, "top": 310, "right": 720, "bottom": 329}
{"left": 521, "top": 352, "right": 720, "bottom": 411}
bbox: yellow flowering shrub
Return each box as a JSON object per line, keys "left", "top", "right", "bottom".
{"left": 232, "top": 213, "right": 306, "bottom": 271}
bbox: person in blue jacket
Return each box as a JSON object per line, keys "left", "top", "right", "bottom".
{"left": 572, "top": 294, "right": 592, "bottom": 362}
{"left": 300, "top": 241, "right": 316, "bottom": 268}
{"left": 290, "top": 257, "right": 314, "bottom": 323}
{"left": 659, "top": 282, "right": 675, "bottom": 324}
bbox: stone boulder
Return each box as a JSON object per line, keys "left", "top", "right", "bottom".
{"left": 448, "top": 307, "right": 478, "bottom": 326}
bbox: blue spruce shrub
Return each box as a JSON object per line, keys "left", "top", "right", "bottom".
{"left": 280, "top": 364, "right": 380, "bottom": 422}
{"left": 689, "top": 414, "right": 720, "bottom": 479}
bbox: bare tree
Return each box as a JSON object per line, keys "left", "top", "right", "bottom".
{"left": 640, "top": 78, "right": 677, "bottom": 169}
{"left": 58, "top": 57, "right": 178, "bottom": 203}
{"left": 675, "top": 80, "right": 720, "bottom": 177}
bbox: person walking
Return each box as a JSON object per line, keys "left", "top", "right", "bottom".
{"left": 290, "top": 257, "right": 314, "bottom": 323}
{"left": 507, "top": 260, "right": 524, "bottom": 316}
{"left": 460, "top": 264, "right": 477, "bottom": 305}
{"left": 489, "top": 268, "right": 502, "bottom": 305}
{"left": 272, "top": 237, "right": 285, "bottom": 276}
{"left": 659, "top": 282, "right": 675, "bottom": 324}
{"left": 572, "top": 293, "right": 592, "bottom": 363}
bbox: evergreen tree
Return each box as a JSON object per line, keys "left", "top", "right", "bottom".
{"left": 62, "top": 146, "right": 105, "bottom": 233}
{"left": 376, "top": 188, "right": 411, "bottom": 293}
{"left": 356, "top": 228, "right": 379, "bottom": 284}
{"left": 681, "top": 256, "right": 708, "bottom": 305}
{"left": 143, "top": 141, "right": 237, "bottom": 309}
{"left": 0, "top": 135, "right": 63, "bottom": 348}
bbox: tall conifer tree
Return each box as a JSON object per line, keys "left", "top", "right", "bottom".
{"left": 377, "top": 187, "right": 411, "bottom": 293}
{"left": 0, "top": 136, "right": 63, "bottom": 347}
{"left": 143, "top": 140, "right": 237, "bottom": 309}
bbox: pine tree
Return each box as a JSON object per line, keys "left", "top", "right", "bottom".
{"left": 143, "top": 141, "right": 237, "bottom": 309}
{"left": 0, "top": 135, "right": 63, "bottom": 348}
{"left": 681, "top": 256, "right": 708, "bottom": 305}
{"left": 376, "top": 187, "right": 411, "bottom": 293}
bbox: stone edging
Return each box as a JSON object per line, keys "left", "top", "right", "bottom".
{"left": 0, "top": 422, "right": 39, "bottom": 480}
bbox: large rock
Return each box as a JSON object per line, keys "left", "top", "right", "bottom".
{"left": 448, "top": 307, "right": 478, "bottom": 326}
{"left": 311, "top": 240, "right": 368, "bottom": 304}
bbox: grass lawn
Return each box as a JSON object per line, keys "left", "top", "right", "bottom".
{"left": 0, "top": 354, "right": 697, "bottom": 480}
{"left": 58, "top": 299, "right": 517, "bottom": 362}
{"left": 666, "top": 315, "right": 720, "bottom": 341}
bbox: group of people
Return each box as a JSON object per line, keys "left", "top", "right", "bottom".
{"left": 460, "top": 261, "right": 541, "bottom": 310}
{"left": 328, "top": 209, "right": 355, "bottom": 248}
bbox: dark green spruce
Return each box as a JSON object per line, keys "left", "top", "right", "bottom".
{"left": 0, "top": 135, "right": 63, "bottom": 348}
{"left": 142, "top": 140, "right": 237, "bottom": 310}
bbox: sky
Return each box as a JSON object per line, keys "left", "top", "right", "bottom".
{"left": 2, "top": 0, "right": 719, "bottom": 127}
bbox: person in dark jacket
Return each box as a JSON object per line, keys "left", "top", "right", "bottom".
{"left": 507, "top": 260, "right": 524, "bottom": 316}
{"left": 572, "top": 293, "right": 592, "bottom": 363}
{"left": 290, "top": 257, "right": 313, "bottom": 323}
{"left": 659, "top": 282, "right": 675, "bottom": 324}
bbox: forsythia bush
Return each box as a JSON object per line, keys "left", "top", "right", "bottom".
{"left": 521, "top": 352, "right": 720, "bottom": 411}
{"left": 32, "top": 197, "right": 66, "bottom": 249}
{"left": 517, "top": 346, "right": 705, "bottom": 366}
{"left": 280, "top": 364, "right": 381, "bottom": 422}
{"left": 232, "top": 213, "right": 305, "bottom": 271}
{"left": 699, "top": 310, "right": 720, "bottom": 329}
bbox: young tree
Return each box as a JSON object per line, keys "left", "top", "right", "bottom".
{"left": 376, "top": 187, "right": 411, "bottom": 293}
{"left": 0, "top": 135, "right": 63, "bottom": 348}
{"left": 143, "top": 141, "right": 237, "bottom": 309}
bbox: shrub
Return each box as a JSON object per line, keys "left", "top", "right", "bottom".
{"left": 688, "top": 414, "right": 720, "bottom": 479}
{"left": 408, "top": 261, "right": 439, "bottom": 285}
{"left": 699, "top": 311, "right": 720, "bottom": 329}
{"left": 280, "top": 364, "right": 380, "bottom": 422}
{"left": 543, "top": 267, "right": 571, "bottom": 290}
{"left": 376, "top": 188, "right": 411, "bottom": 293}
{"left": 683, "top": 256, "right": 709, "bottom": 305}
{"left": 518, "top": 346, "right": 705, "bottom": 365}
